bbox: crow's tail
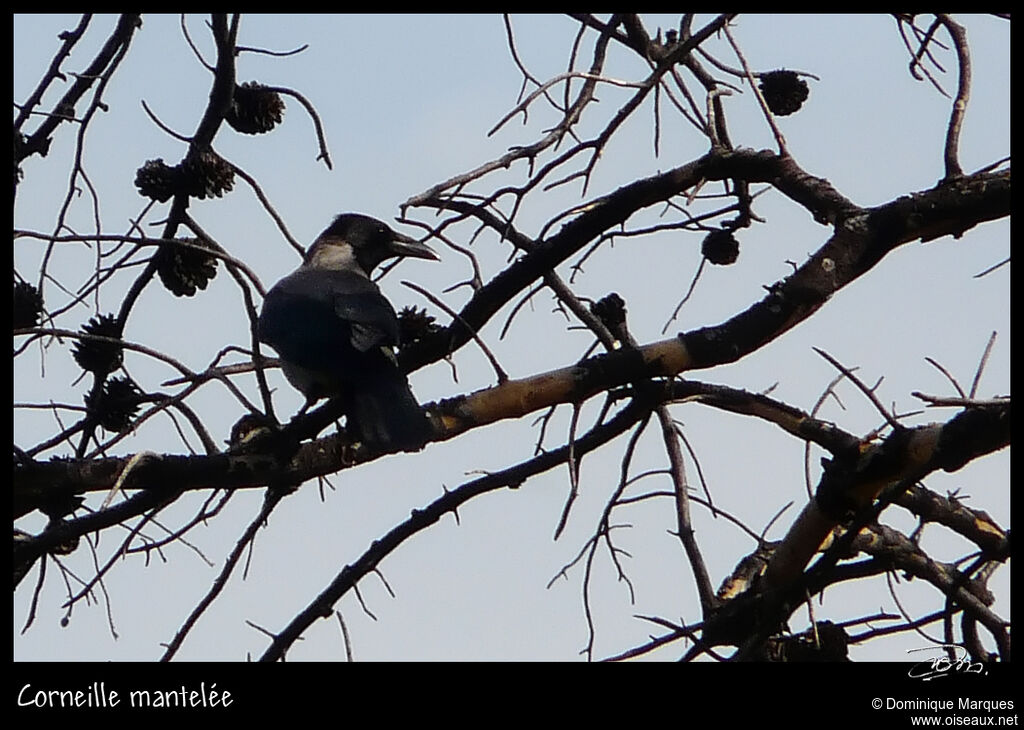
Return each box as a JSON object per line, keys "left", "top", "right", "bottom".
{"left": 348, "top": 373, "right": 432, "bottom": 451}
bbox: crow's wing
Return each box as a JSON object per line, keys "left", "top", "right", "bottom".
{"left": 258, "top": 269, "right": 399, "bottom": 374}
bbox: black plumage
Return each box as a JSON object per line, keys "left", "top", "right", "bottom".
{"left": 257, "top": 213, "right": 438, "bottom": 450}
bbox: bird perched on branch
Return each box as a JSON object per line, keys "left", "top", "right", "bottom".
{"left": 257, "top": 213, "right": 439, "bottom": 451}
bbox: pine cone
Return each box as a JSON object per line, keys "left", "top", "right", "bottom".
{"left": 13, "top": 281, "right": 44, "bottom": 329}
{"left": 590, "top": 293, "right": 627, "bottom": 331}
{"left": 134, "top": 158, "right": 182, "bottom": 202}
{"left": 14, "top": 130, "right": 26, "bottom": 191}
{"left": 72, "top": 313, "right": 123, "bottom": 375}
{"left": 226, "top": 82, "right": 285, "bottom": 135}
{"left": 85, "top": 376, "right": 144, "bottom": 432}
{"left": 180, "top": 148, "right": 235, "bottom": 199}
{"left": 155, "top": 236, "right": 219, "bottom": 297}
{"left": 397, "top": 306, "right": 441, "bottom": 346}
{"left": 759, "top": 70, "right": 810, "bottom": 116}
{"left": 701, "top": 229, "right": 740, "bottom": 265}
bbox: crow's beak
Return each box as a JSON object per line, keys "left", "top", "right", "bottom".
{"left": 388, "top": 231, "right": 440, "bottom": 262}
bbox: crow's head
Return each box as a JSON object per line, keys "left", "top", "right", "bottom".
{"left": 305, "top": 213, "right": 438, "bottom": 275}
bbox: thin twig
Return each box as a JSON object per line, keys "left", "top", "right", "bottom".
{"left": 721, "top": 24, "right": 788, "bottom": 156}
{"left": 401, "top": 279, "right": 508, "bottom": 383}
{"left": 260, "top": 85, "right": 333, "bottom": 170}
{"left": 335, "top": 611, "right": 354, "bottom": 661}
{"left": 968, "top": 331, "right": 997, "bottom": 399}
{"left": 813, "top": 348, "right": 902, "bottom": 432}
{"left": 935, "top": 15, "right": 970, "bottom": 179}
